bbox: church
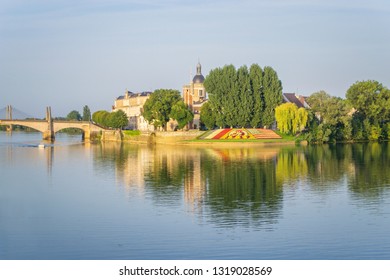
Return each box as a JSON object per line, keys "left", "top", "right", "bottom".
{"left": 182, "top": 62, "right": 208, "bottom": 129}
{"left": 112, "top": 62, "right": 208, "bottom": 131}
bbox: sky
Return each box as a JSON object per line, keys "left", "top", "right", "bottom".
{"left": 1, "top": 0, "right": 389, "bottom": 117}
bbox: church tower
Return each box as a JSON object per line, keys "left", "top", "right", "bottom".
{"left": 182, "top": 62, "right": 207, "bottom": 129}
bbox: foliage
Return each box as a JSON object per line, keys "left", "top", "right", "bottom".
{"left": 142, "top": 89, "right": 183, "bottom": 130}
{"left": 306, "top": 90, "right": 352, "bottom": 143}
{"left": 275, "top": 103, "right": 308, "bottom": 135}
{"left": 66, "top": 110, "right": 81, "bottom": 121}
{"left": 345, "top": 80, "right": 390, "bottom": 141}
{"left": 82, "top": 105, "right": 91, "bottom": 121}
{"left": 203, "top": 63, "right": 282, "bottom": 129}
{"left": 170, "top": 101, "right": 194, "bottom": 129}
{"left": 110, "top": 110, "right": 129, "bottom": 129}
{"left": 262, "top": 66, "right": 283, "bottom": 127}
{"left": 92, "top": 110, "right": 110, "bottom": 126}
{"left": 346, "top": 80, "right": 390, "bottom": 123}
{"left": 92, "top": 109, "right": 129, "bottom": 129}
{"left": 249, "top": 64, "right": 264, "bottom": 128}
{"left": 200, "top": 102, "right": 216, "bottom": 130}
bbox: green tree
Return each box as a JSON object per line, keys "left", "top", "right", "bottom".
{"left": 249, "top": 64, "right": 264, "bottom": 128}
{"left": 142, "top": 89, "right": 181, "bottom": 130}
{"left": 296, "top": 107, "right": 309, "bottom": 132}
{"left": 200, "top": 102, "right": 215, "bottom": 130}
{"left": 204, "top": 65, "right": 237, "bottom": 128}
{"left": 109, "top": 110, "right": 129, "bottom": 129}
{"left": 306, "top": 90, "right": 352, "bottom": 142}
{"left": 92, "top": 110, "right": 110, "bottom": 127}
{"left": 236, "top": 65, "right": 253, "bottom": 127}
{"left": 67, "top": 110, "right": 81, "bottom": 121}
{"left": 170, "top": 101, "right": 194, "bottom": 130}
{"left": 82, "top": 105, "right": 91, "bottom": 121}
{"left": 346, "top": 80, "right": 390, "bottom": 123}
{"left": 262, "top": 66, "right": 283, "bottom": 127}
{"left": 204, "top": 63, "right": 282, "bottom": 129}
{"left": 275, "top": 103, "right": 307, "bottom": 135}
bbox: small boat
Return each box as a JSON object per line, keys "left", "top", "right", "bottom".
{"left": 38, "top": 144, "right": 45, "bottom": 149}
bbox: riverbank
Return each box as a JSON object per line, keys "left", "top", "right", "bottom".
{"left": 120, "top": 130, "right": 298, "bottom": 146}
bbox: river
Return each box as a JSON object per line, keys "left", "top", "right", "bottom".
{"left": 1, "top": 131, "right": 390, "bottom": 259}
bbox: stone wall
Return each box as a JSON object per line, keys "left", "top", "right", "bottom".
{"left": 101, "top": 130, "right": 122, "bottom": 142}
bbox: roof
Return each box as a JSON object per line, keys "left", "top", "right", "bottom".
{"left": 116, "top": 91, "right": 152, "bottom": 100}
{"left": 283, "top": 93, "right": 309, "bottom": 108}
{"left": 192, "top": 62, "right": 205, "bottom": 83}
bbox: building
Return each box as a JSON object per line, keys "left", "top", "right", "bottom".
{"left": 112, "top": 90, "right": 154, "bottom": 131}
{"left": 182, "top": 62, "right": 207, "bottom": 129}
{"left": 282, "top": 93, "right": 310, "bottom": 108}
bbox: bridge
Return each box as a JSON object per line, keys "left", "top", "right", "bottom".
{"left": 0, "top": 105, "right": 108, "bottom": 141}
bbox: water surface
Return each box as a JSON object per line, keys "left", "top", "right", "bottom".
{"left": 1, "top": 131, "right": 390, "bottom": 259}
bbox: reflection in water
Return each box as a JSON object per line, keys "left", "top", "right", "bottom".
{"left": 92, "top": 142, "right": 390, "bottom": 228}
{"left": 2, "top": 131, "right": 390, "bottom": 259}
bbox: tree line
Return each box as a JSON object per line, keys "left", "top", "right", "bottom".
{"left": 200, "top": 64, "right": 283, "bottom": 129}
{"left": 274, "top": 80, "right": 390, "bottom": 143}
{"left": 92, "top": 110, "right": 129, "bottom": 129}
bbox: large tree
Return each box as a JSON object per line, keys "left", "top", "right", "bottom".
{"left": 346, "top": 80, "right": 390, "bottom": 123}
{"left": 262, "top": 66, "right": 283, "bottom": 127}
{"left": 204, "top": 65, "right": 237, "bottom": 128}
{"left": 66, "top": 110, "right": 81, "bottom": 121}
{"left": 170, "top": 101, "right": 194, "bottom": 130}
{"left": 199, "top": 102, "right": 215, "bottom": 130}
{"left": 306, "top": 90, "right": 352, "bottom": 142}
{"left": 235, "top": 65, "right": 253, "bottom": 127}
{"left": 249, "top": 64, "right": 264, "bottom": 128}
{"left": 275, "top": 103, "right": 308, "bottom": 134}
{"left": 82, "top": 105, "right": 91, "bottom": 121}
{"left": 203, "top": 63, "right": 282, "bottom": 129}
{"left": 142, "top": 89, "right": 182, "bottom": 130}
{"left": 109, "top": 110, "right": 129, "bottom": 129}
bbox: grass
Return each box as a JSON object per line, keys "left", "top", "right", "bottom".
{"left": 123, "top": 130, "right": 141, "bottom": 136}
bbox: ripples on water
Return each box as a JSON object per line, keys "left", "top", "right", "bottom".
{"left": 1, "top": 132, "right": 390, "bottom": 259}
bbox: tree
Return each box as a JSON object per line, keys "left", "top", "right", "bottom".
{"left": 346, "top": 80, "right": 390, "bottom": 123}
{"left": 307, "top": 90, "right": 352, "bottom": 142}
{"left": 67, "top": 110, "right": 81, "bottom": 121}
{"left": 204, "top": 63, "right": 282, "bottom": 129}
{"left": 296, "top": 107, "right": 309, "bottom": 133}
{"left": 109, "top": 110, "right": 129, "bottom": 129}
{"left": 249, "top": 64, "right": 264, "bottom": 128}
{"left": 275, "top": 103, "right": 307, "bottom": 135}
{"left": 200, "top": 102, "right": 215, "bottom": 130}
{"left": 92, "top": 110, "right": 110, "bottom": 126}
{"left": 262, "top": 66, "right": 283, "bottom": 127}
{"left": 170, "top": 101, "right": 194, "bottom": 130}
{"left": 142, "top": 89, "right": 181, "bottom": 130}
{"left": 82, "top": 105, "right": 91, "bottom": 121}
{"left": 235, "top": 65, "right": 253, "bottom": 127}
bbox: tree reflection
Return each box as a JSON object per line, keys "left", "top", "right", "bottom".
{"left": 201, "top": 149, "right": 283, "bottom": 229}
{"left": 92, "top": 142, "right": 390, "bottom": 228}
{"left": 348, "top": 143, "right": 390, "bottom": 199}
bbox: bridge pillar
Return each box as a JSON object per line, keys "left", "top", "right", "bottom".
{"left": 43, "top": 106, "right": 55, "bottom": 141}
{"left": 43, "top": 130, "right": 55, "bottom": 141}
{"left": 82, "top": 128, "right": 90, "bottom": 141}
{"left": 5, "top": 105, "right": 13, "bottom": 132}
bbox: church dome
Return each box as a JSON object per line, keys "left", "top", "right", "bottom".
{"left": 192, "top": 62, "right": 205, "bottom": 83}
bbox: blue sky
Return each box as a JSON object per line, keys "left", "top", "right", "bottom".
{"left": 1, "top": 0, "right": 389, "bottom": 117}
